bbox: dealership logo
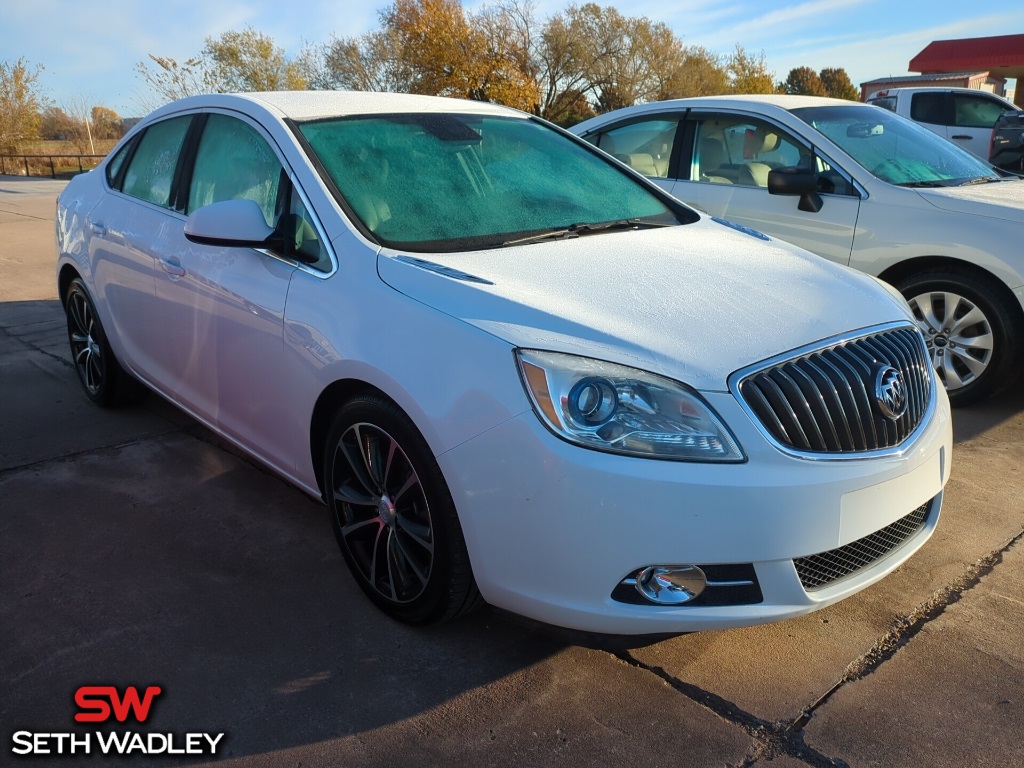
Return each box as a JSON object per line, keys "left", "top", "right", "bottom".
{"left": 874, "top": 365, "right": 908, "bottom": 420}
{"left": 10, "top": 686, "right": 225, "bottom": 758}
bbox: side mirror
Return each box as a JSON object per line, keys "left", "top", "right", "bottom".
{"left": 184, "top": 199, "right": 281, "bottom": 249}
{"left": 767, "top": 167, "right": 823, "bottom": 213}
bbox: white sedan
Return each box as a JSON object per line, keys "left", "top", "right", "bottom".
{"left": 572, "top": 95, "right": 1024, "bottom": 405}
{"left": 56, "top": 92, "right": 951, "bottom": 636}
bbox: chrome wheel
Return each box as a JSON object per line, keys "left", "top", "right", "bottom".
{"left": 908, "top": 290, "right": 994, "bottom": 392}
{"left": 329, "top": 421, "right": 434, "bottom": 605}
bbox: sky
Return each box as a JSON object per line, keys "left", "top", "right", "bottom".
{"left": 3, "top": 0, "right": 1023, "bottom": 117}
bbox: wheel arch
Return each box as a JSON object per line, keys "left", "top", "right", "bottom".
{"left": 57, "top": 263, "right": 83, "bottom": 305}
{"left": 877, "top": 256, "right": 1024, "bottom": 325}
{"left": 308, "top": 378, "right": 390, "bottom": 500}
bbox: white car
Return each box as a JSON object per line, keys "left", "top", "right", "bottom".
{"left": 56, "top": 92, "right": 951, "bottom": 636}
{"left": 572, "top": 95, "right": 1024, "bottom": 405}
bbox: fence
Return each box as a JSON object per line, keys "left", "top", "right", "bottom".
{"left": 0, "top": 154, "right": 107, "bottom": 179}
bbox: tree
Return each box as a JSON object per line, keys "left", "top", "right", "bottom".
{"left": 727, "top": 45, "right": 777, "bottom": 94}
{"left": 0, "top": 58, "right": 47, "bottom": 154}
{"left": 91, "top": 106, "right": 123, "bottom": 140}
{"left": 203, "top": 26, "right": 308, "bottom": 92}
{"left": 783, "top": 66, "right": 827, "bottom": 96}
{"left": 134, "top": 55, "right": 217, "bottom": 110}
{"left": 820, "top": 67, "right": 860, "bottom": 101}
{"left": 659, "top": 45, "right": 729, "bottom": 99}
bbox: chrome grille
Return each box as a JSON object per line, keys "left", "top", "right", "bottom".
{"left": 738, "top": 326, "right": 932, "bottom": 454}
{"left": 795, "top": 500, "right": 932, "bottom": 591}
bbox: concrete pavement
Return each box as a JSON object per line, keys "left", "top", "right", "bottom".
{"left": 2, "top": 175, "right": 1022, "bottom": 766}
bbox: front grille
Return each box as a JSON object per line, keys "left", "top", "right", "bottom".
{"left": 795, "top": 500, "right": 932, "bottom": 591}
{"left": 738, "top": 326, "right": 932, "bottom": 454}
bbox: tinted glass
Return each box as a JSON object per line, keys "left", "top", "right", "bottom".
{"left": 953, "top": 95, "right": 1006, "bottom": 128}
{"left": 794, "top": 105, "right": 997, "bottom": 186}
{"left": 909, "top": 93, "right": 950, "bottom": 125}
{"left": 121, "top": 116, "right": 191, "bottom": 207}
{"left": 188, "top": 114, "right": 283, "bottom": 226}
{"left": 105, "top": 138, "right": 134, "bottom": 187}
{"left": 596, "top": 119, "right": 678, "bottom": 178}
{"left": 299, "top": 113, "right": 680, "bottom": 252}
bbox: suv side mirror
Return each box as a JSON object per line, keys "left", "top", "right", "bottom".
{"left": 767, "top": 167, "right": 823, "bottom": 213}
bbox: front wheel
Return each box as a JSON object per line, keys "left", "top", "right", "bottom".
{"left": 323, "top": 394, "right": 481, "bottom": 624}
{"left": 897, "top": 270, "right": 1022, "bottom": 406}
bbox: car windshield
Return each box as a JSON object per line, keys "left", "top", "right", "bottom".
{"left": 791, "top": 105, "right": 1000, "bottom": 187}
{"left": 298, "top": 113, "right": 683, "bottom": 252}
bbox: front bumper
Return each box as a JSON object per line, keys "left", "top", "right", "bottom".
{"left": 437, "top": 388, "right": 952, "bottom": 635}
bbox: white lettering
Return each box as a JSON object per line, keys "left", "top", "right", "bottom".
{"left": 204, "top": 733, "right": 225, "bottom": 753}
{"left": 96, "top": 731, "right": 131, "bottom": 754}
{"left": 125, "top": 732, "right": 146, "bottom": 753}
{"left": 71, "top": 732, "right": 91, "bottom": 752}
{"left": 11, "top": 731, "right": 33, "bottom": 755}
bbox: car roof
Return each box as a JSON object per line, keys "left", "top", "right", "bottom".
{"left": 570, "top": 94, "right": 871, "bottom": 134}
{"left": 143, "top": 90, "right": 525, "bottom": 123}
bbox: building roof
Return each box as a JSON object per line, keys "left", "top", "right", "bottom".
{"left": 910, "top": 34, "right": 1024, "bottom": 78}
{"left": 860, "top": 72, "right": 992, "bottom": 87}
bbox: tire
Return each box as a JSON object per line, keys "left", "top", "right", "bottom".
{"left": 896, "top": 269, "right": 1022, "bottom": 406}
{"left": 65, "top": 278, "right": 146, "bottom": 407}
{"left": 323, "top": 394, "right": 482, "bottom": 624}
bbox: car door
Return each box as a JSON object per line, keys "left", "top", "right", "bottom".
{"left": 948, "top": 92, "right": 1012, "bottom": 160}
{"left": 670, "top": 111, "right": 862, "bottom": 265}
{"left": 151, "top": 111, "right": 299, "bottom": 468}
{"left": 88, "top": 114, "right": 194, "bottom": 380}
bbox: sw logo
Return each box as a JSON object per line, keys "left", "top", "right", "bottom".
{"left": 9, "top": 685, "right": 225, "bottom": 757}
{"left": 74, "top": 685, "right": 162, "bottom": 723}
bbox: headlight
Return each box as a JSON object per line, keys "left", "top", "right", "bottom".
{"left": 516, "top": 349, "right": 744, "bottom": 462}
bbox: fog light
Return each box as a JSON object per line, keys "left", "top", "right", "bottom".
{"left": 635, "top": 565, "right": 706, "bottom": 604}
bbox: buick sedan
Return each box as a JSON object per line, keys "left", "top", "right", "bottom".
{"left": 56, "top": 92, "right": 951, "bottom": 635}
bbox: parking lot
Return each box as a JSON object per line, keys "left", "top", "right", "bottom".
{"left": 2, "top": 176, "right": 1022, "bottom": 766}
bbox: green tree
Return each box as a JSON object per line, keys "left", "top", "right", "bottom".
{"left": 727, "top": 45, "right": 777, "bottom": 94}
{"left": 820, "top": 67, "right": 860, "bottom": 100}
{"left": 783, "top": 66, "right": 827, "bottom": 96}
{"left": 0, "top": 58, "right": 47, "bottom": 153}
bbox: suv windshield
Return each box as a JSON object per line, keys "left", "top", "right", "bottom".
{"left": 792, "top": 105, "right": 999, "bottom": 187}
{"left": 298, "top": 113, "right": 685, "bottom": 252}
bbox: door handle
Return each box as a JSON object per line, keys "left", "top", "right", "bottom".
{"left": 951, "top": 135, "right": 972, "bottom": 140}
{"left": 88, "top": 221, "right": 107, "bottom": 236}
{"left": 160, "top": 258, "right": 186, "bottom": 277}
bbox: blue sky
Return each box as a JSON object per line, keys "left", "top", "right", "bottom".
{"left": 3, "top": 0, "right": 1022, "bottom": 116}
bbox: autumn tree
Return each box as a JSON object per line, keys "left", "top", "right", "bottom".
{"left": 820, "top": 67, "right": 859, "bottom": 100}
{"left": 727, "top": 45, "right": 777, "bottom": 94}
{"left": 203, "top": 27, "right": 308, "bottom": 92}
{"left": 660, "top": 45, "right": 729, "bottom": 99}
{"left": 91, "top": 106, "right": 123, "bottom": 140}
{"left": 136, "top": 28, "right": 307, "bottom": 110}
{"left": 783, "top": 66, "right": 827, "bottom": 96}
{"left": 0, "top": 58, "right": 47, "bottom": 153}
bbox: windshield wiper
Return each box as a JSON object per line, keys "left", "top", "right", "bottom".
{"left": 898, "top": 180, "right": 949, "bottom": 188}
{"left": 959, "top": 176, "right": 1004, "bottom": 186}
{"left": 502, "top": 219, "right": 673, "bottom": 247}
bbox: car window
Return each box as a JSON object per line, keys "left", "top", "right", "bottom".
{"left": 299, "top": 113, "right": 684, "bottom": 252}
{"left": 188, "top": 114, "right": 283, "bottom": 226}
{"left": 283, "top": 188, "right": 331, "bottom": 272}
{"left": 909, "top": 93, "right": 951, "bottom": 125}
{"left": 868, "top": 96, "right": 897, "bottom": 112}
{"left": 690, "top": 116, "right": 811, "bottom": 188}
{"left": 120, "top": 116, "right": 192, "bottom": 208}
{"left": 595, "top": 119, "right": 678, "bottom": 178}
{"left": 793, "top": 105, "right": 998, "bottom": 186}
{"left": 105, "top": 137, "right": 135, "bottom": 187}
{"left": 953, "top": 95, "right": 1006, "bottom": 128}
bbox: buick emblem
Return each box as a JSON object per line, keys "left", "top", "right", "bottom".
{"left": 874, "top": 366, "right": 908, "bottom": 420}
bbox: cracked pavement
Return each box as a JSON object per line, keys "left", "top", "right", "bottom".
{"left": 2, "top": 177, "right": 1022, "bottom": 766}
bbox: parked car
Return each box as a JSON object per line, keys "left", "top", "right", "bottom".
{"left": 572, "top": 95, "right": 1024, "bottom": 405}
{"left": 56, "top": 92, "right": 951, "bottom": 636}
{"left": 866, "top": 86, "right": 1020, "bottom": 161}
{"left": 990, "top": 109, "right": 1024, "bottom": 173}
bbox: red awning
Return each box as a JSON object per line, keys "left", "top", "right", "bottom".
{"left": 910, "top": 34, "right": 1024, "bottom": 75}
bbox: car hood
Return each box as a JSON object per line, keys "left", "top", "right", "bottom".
{"left": 915, "top": 178, "right": 1024, "bottom": 223}
{"left": 376, "top": 219, "right": 908, "bottom": 392}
